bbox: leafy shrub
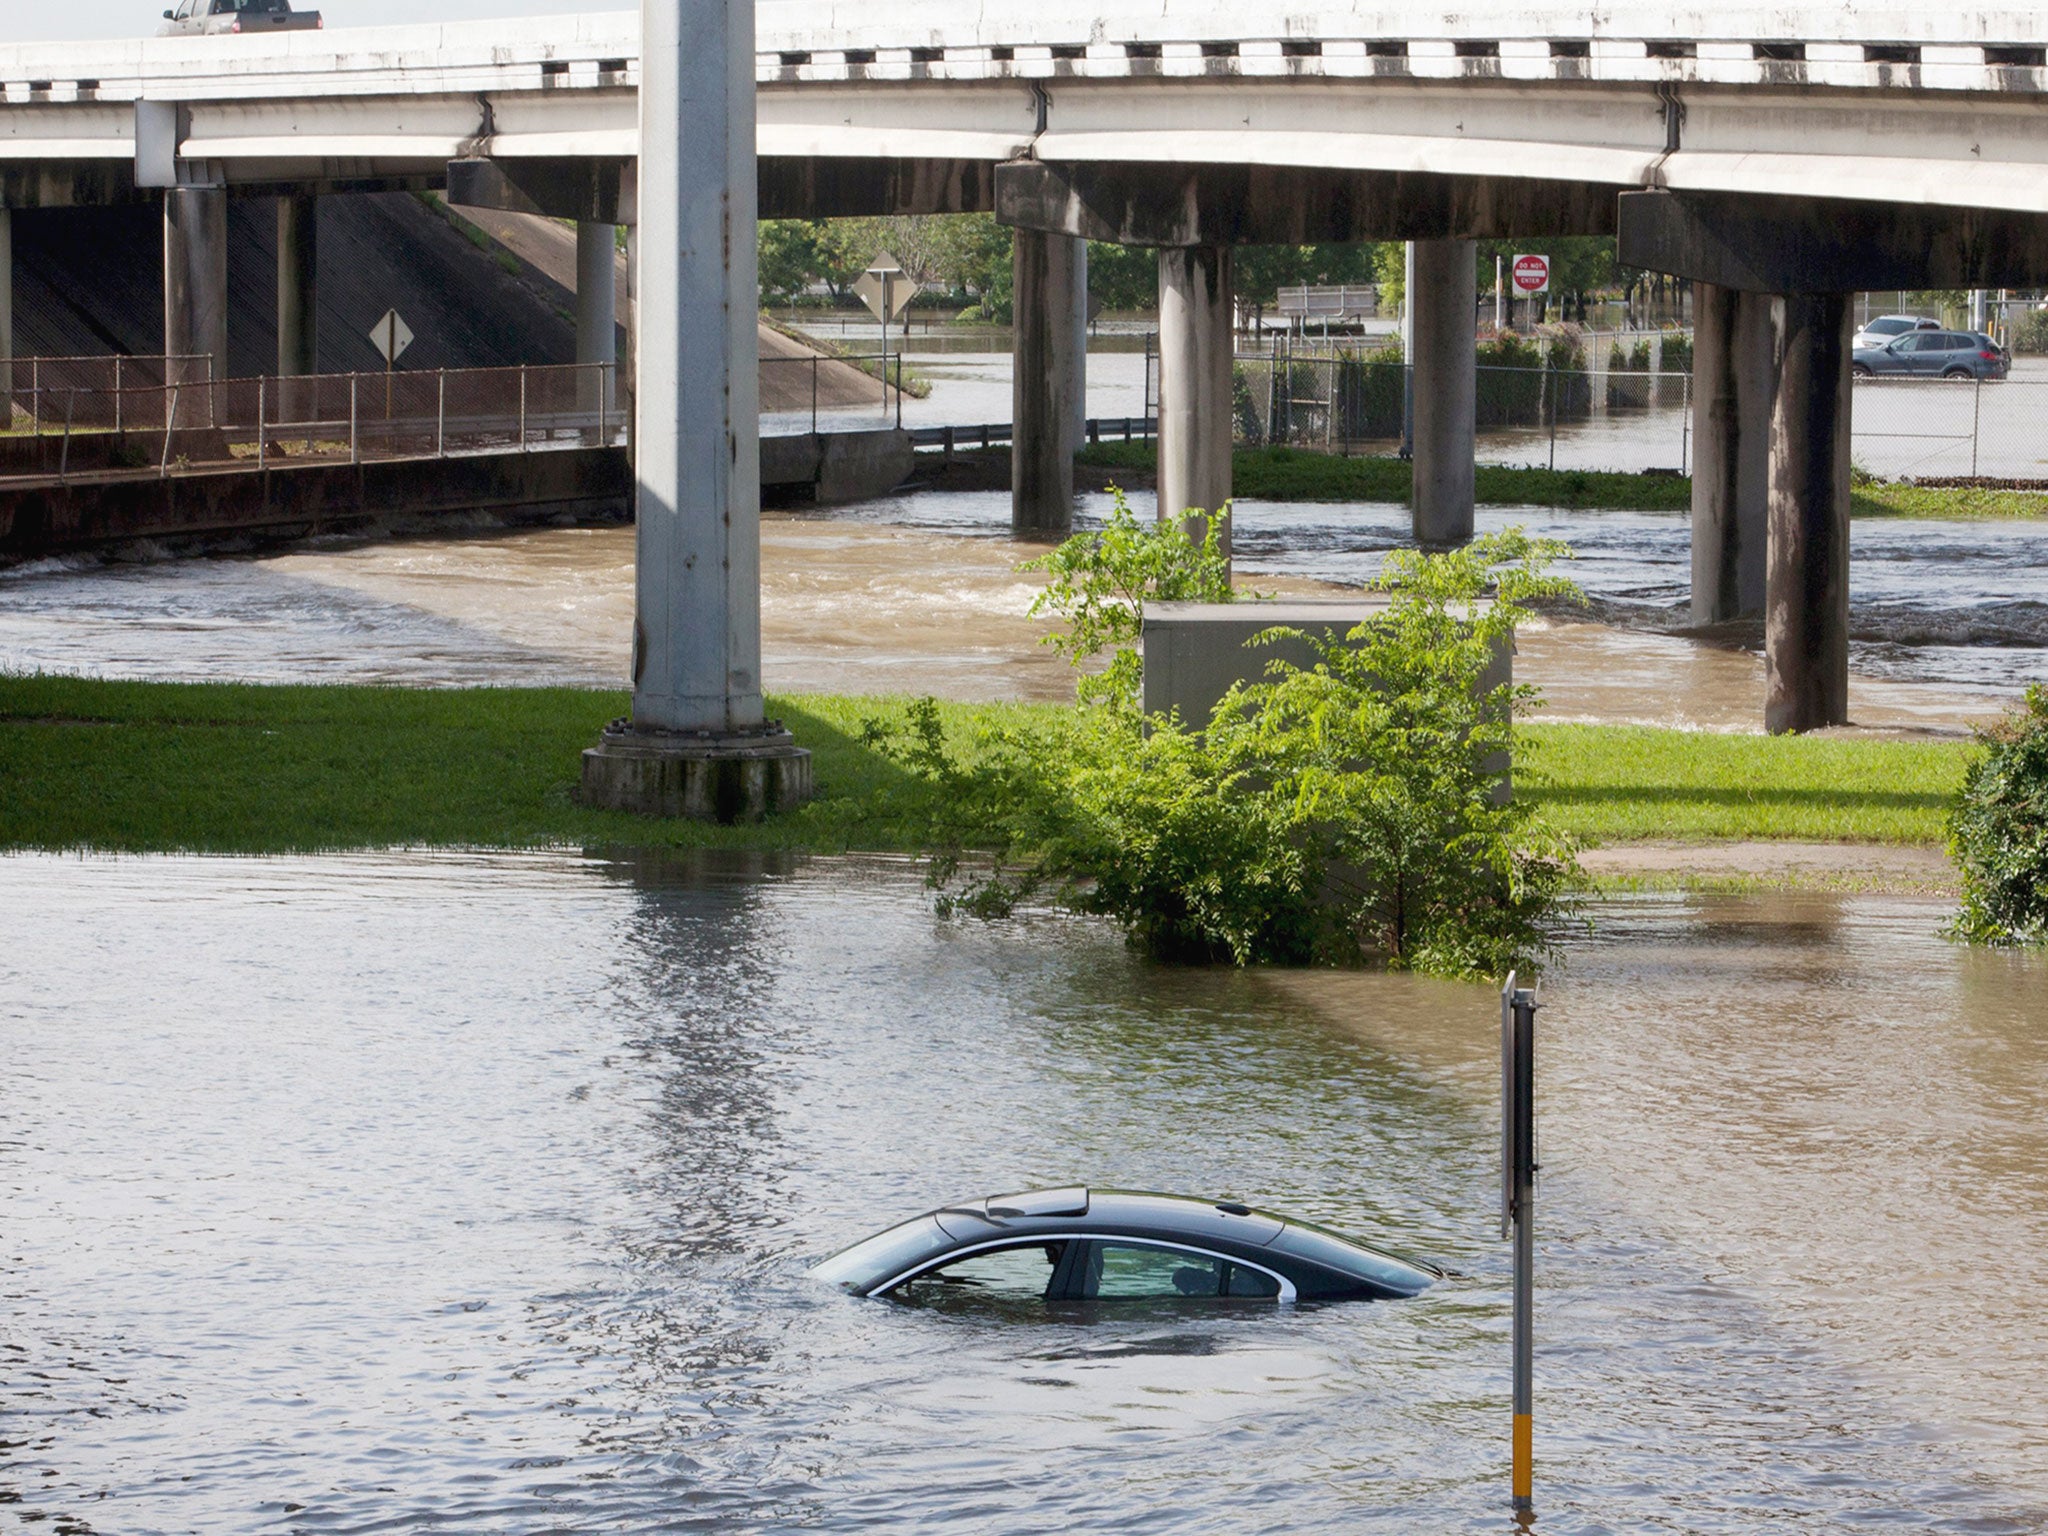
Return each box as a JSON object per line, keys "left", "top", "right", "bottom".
{"left": 1947, "top": 684, "right": 2048, "bottom": 945}
{"left": 868, "top": 520, "right": 1586, "bottom": 977}
{"left": 1020, "top": 489, "right": 1234, "bottom": 706}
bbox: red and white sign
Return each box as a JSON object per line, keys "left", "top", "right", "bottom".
{"left": 1511, "top": 253, "right": 1551, "bottom": 295}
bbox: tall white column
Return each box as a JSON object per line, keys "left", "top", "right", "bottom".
{"left": 1157, "top": 244, "right": 1234, "bottom": 553}
{"left": 164, "top": 186, "right": 228, "bottom": 383}
{"left": 632, "top": 0, "right": 760, "bottom": 733}
{"left": 1012, "top": 228, "right": 1082, "bottom": 536}
{"left": 1410, "top": 236, "right": 1476, "bottom": 545}
{"left": 576, "top": 218, "right": 617, "bottom": 413}
{"left": 580, "top": 0, "right": 809, "bottom": 820}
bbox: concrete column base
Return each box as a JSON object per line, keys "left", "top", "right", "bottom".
{"left": 579, "top": 719, "right": 812, "bottom": 823}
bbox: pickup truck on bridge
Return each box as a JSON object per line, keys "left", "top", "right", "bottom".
{"left": 158, "top": 0, "right": 321, "bottom": 37}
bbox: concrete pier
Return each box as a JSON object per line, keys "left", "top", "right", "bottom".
{"left": 1409, "top": 236, "right": 1476, "bottom": 545}
{"left": 1765, "top": 292, "right": 1853, "bottom": 734}
{"left": 164, "top": 187, "right": 228, "bottom": 384}
{"left": 1011, "top": 226, "right": 1082, "bottom": 536}
{"left": 1156, "top": 244, "right": 1233, "bottom": 553}
{"left": 581, "top": 0, "right": 809, "bottom": 821}
{"left": 276, "top": 193, "right": 317, "bottom": 380}
{"left": 575, "top": 218, "right": 617, "bottom": 414}
{"left": 1072, "top": 238, "right": 1089, "bottom": 442}
{"left": 1690, "top": 282, "right": 1773, "bottom": 624}
{"left": 1, "top": 204, "right": 12, "bottom": 407}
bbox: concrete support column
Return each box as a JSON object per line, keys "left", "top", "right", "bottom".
{"left": 276, "top": 192, "right": 317, "bottom": 380}
{"left": 1409, "top": 236, "right": 1476, "bottom": 545}
{"left": 1011, "top": 226, "right": 1083, "bottom": 537}
{"left": 1072, "top": 238, "right": 1089, "bottom": 442}
{"left": 163, "top": 186, "right": 228, "bottom": 384}
{"left": 580, "top": 0, "right": 809, "bottom": 820}
{"left": 1765, "top": 292, "right": 1854, "bottom": 735}
{"left": 576, "top": 218, "right": 618, "bottom": 414}
{"left": 0, "top": 205, "right": 13, "bottom": 416}
{"left": 1689, "top": 281, "right": 1774, "bottom": 624}
{"left": 1156, "top": 244, "right": 1234, "bottom": 551}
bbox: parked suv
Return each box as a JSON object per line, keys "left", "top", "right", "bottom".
{"left": 159, "top": 0, "right": 322, "bottom": 36}
{"left": 1851, "top": 330, "right": 2010, "bottom": 381}
{"left": 1851, "top": 314, "right": 1940, "bottom": 350}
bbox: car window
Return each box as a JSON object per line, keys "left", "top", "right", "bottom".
{"left": 1081, "top": 1243, "right": 1228, "bottom": 1299}
{"left": 896, "top": 1242, "right": 1067, "bottom": 1300}
{"left": 1868, "top": 318, "right": 1911, "bottom": 336}
{"left": 1896, "top": 334, "right": 1935, "bottom": 352}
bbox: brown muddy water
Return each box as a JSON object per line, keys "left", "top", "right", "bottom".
{"left": 0, "top": 490, "right": 2033, "bottom": 733}
{"left": 3, "top": 852, "right": 2045, "bottom": 1532}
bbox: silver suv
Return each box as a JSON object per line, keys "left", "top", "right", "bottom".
{"left": 159, "top": 0, "right": 322, "bottom": 36}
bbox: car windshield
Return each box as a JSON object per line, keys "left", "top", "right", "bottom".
{"left": 1865, "top": 318, "right": 1914, "bottom": 337}
{"left": 811, "top": 1214, "right": 953, "bottom": 1290}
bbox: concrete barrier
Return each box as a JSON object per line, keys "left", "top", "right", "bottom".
{"left": 1141, "top": 597, "right": 1513, "bottom": 792}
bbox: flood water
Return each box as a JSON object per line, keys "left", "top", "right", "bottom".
{"left": 1, "top": 490, "right": 2032, "bottom": 732}
{"left": 4, "top": 851, "right": 2045, "bottom": 1532}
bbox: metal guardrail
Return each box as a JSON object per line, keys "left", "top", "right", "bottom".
{"left": 1, "top": 361, "right": 620, "bottom": 485}
{"left": 907, "top": 416, "right": 1157, "bottom": 453}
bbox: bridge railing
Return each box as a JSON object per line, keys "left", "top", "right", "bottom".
{"left": 0, "top": 361, "right": 624, "bottom": 483}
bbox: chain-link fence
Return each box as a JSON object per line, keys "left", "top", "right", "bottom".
{"left": 0, "top": 362, "right": 622, "bottom": 483}
{"left": 1138, "top": 333, "right": 2048, "bottom": 482}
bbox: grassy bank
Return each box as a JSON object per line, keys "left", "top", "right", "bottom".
{"left": 1076, "top": 442, "right": 2048, "bottom": 520}
{"left": 1518, "top": 724, "right": 1969, "bottom": 845}
{"left": 0, "top": 676, "right": 1971, "bottom": 856}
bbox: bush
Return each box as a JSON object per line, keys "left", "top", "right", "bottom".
{"left": 870, "top": 518, "right": 1587, "bottom": 977}
{"left": 1947, "top": 684, "right": 2048, "bottom": 945}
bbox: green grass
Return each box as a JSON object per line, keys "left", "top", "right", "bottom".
{"left": 1078, "top": 442, "right": 2048, "bottom": 520}
{"left": 0, "top": 676, "right": 1059, "bottom": 856}
{"left": 2, "top": 676, "right": 1978, "bottom": 856}
{"left": 1519, "top": 723, "right": 1971, "bottom": 845}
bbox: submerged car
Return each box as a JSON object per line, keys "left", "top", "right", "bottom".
{"left": 813, "top": 1187, "right": 1443, "bottom": 1305}
{"left": 1852, "top": 329, "right": 2010, "bottom": 381}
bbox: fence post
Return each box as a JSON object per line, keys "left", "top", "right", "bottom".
{"left": 30, "top": 357, "right": 39, "bottom": 433}
{"left": 518, "top": 364, "right": 528, "bottom": 448}
{"left": 349, "top": 373, "right": 359, "bottom": 465}
{"left": 114, "top": 356, "right": 123, "bottom": 436}
{"left": 257, "top": 375, "right": 266, "bottom": 472}
{"left": 1972, "top": 373, "right": 1982, "bottom": 478}
{"left": 1547, "top": 358, "right": 1558, "bottom": 473}
{"left": 597, "top": 363, "right": 607, "bottom": 448}
{"left": 811, "top": 354, "right": 819, "bottom": 434}
{"left": 59, "top": 388, "right": 74, "bottom": 483}
{"left": 437, "top": 369, "right": 447, "bottom": 458}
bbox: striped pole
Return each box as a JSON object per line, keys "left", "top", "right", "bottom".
{"left": 1502, "top": 974, "right": 1539, "bottom": 1516}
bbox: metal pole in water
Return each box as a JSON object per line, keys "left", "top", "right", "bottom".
{"left": 1501, "top": 973, "right": 1539, "bottom": 1519}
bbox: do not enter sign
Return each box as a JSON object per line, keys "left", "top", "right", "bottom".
{"left": 1511, "top": 254, "right": 1550, "bottom": 295}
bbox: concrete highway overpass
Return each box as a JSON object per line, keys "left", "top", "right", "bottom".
{"left": 7, "top": 3, "right": 2048, "bottom": 733}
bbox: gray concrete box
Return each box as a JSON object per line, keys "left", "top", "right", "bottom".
{"left": 1140, "top": 598, "right": 1513, "bottom": 788}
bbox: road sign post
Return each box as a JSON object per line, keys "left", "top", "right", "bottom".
{"left": 854, "top": 252, "right": 918, "bottom": 424}
{"left": 368, "top": 308, "right": 413, "bottom": 419}
{"left": 1501, "top": 973, "right": 1540, "bottom": 1519}
{"left": 1511, "top": 255, "right": 1550, "bottom": 328}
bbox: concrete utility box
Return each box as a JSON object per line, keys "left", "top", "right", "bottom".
{"left": 1141, "top": 598, "right": 1513, "bottom": 790}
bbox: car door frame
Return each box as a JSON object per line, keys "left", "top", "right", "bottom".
{"left": 1053, "top": 1236, "right": 1298, "bottom": 1303}
{"left": 874, "top": 1232, "right": 1296, "bottom": 1302}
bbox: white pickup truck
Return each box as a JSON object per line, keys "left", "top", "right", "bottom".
{"left": 159, "top": 0, "right": 323, "bottom": 36}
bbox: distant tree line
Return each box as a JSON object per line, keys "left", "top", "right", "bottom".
{"left": 759, "top": 215, "right": 1648, "bottom": 323}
